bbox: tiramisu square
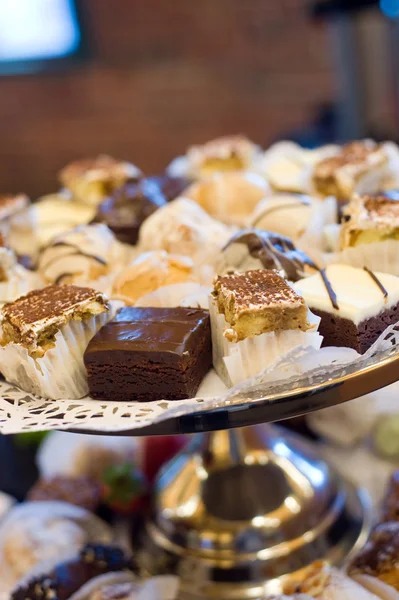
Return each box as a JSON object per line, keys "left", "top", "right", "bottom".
{"left": 340, "top": 191, "right": 399, "bottom": 248}
{"left": 294, "top": 264, "right": 399, "bottom": 353}
{"left": 213, "top": 269, "right": 310, "bottom": 342}
{"left": 210, "top": 270, "right": 321, "bottom": 386}
{"left": 84, "top": 306, "right": 212, "bottom": 402}
{"left": 0, "top": 285, "right": 114, "bottom": 399}
{"left": 312, "top": 140, "right": 389, "bottom": 200}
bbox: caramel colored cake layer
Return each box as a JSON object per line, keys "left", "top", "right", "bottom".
{"left": 213, "top": 269, "right": 310, "bottom": 342}
{"left": 341, "top": 191, "right": 399, "bottom": 248}
{"left": 313, "top": 140, "right": 387, "bottom": 199}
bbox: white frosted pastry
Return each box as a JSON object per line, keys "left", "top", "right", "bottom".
{"left": 112, "top": 250, "right": 198, "bottom": 305}
{"left": 0, "top": 501, "right": 112, "bottom": 596}
{"left": 38, "top": 224, "right": 124, "bottom": 286}
{"left": 59, "top": 154, "right": 142, "bottom": 206}
{"left": 294, "top": 264, "right": 399, "bottom": 326}
{"left": 249, "top": 194, "right": 338, "bottom": 247}
{"left": 256, "top": 141, "right": 339, "bottom": 193}
{"left": 138, "top": 197, "right": 234, "bottom": 265}
{"left": 34, "top": 192, "right": 96, "bottom": 247}
{"left": 271, "top": 561, "right": 381, "bottom": 600}
{"left": 186, "top": 171, "right": 269, "bottom": 226}
{"left": 0, "top": 285, "right": 117, "bottom": 399}
{"left": 167, "top": 135, "right": 261, "bottom": 179}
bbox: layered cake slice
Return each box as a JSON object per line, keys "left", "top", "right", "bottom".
{"left": 340, "top": 191, "right": 399, "bottom": 249}
{"left": 312, "top": 140, "right": 389, "bottom": 200}
{"left": 294, "top": 264, "right": 399, "bottom": 353}
{"left": 210, "top": 269, "right": 322, "bottom": 386}
{"left": 0, "top": 284, "right": 113, "bottom": 399}
{"left": 84, "top": 306, "right": 212, "bottom": 402}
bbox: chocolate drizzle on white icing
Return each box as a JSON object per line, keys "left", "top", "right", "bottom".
{"left": 363, "top": 266, "right": 388, "bottom": 301}
{"left": 223, "top": 228, "right": 318, "bottom": 282}
{"left": 320, "top": 268, "right": 339, "bottom": 310}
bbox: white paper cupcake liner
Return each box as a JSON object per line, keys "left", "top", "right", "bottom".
{"left": 324, "top": 239, "right": 399, "bottom": 276}
{"left": 0, "top": 302, "right": 119, "bottom": 400}
{"left": 296, "top": 196, "right": 338, "bottom": 264}
{"left": 351, "top": 574, "right": 397, "bottom": 600}
{"left": 133, "top": 283, "right": 212, "bottom": 309}
{"left": 209, "top": 298, "right": 322, "bottom": 387}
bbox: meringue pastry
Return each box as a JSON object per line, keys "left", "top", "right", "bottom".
{"left": 167, "top": 135, "right": 261, "bottom": 179}
{"left": 256, "top": 141, "right": 339, "bottom": 193}
{"left": 249, "top": 193, "right": 337, "bottom": 245}
{"left": 112, "top": 250, "right": 198, "bottom": 305}
{"left": 138, "top": 197, "right": 234, "bottom": 265}
{"left": 34, "top": 192, "right": 96, "bottom": 247}
{"left": 186, "top": 171, "right": 269, "bottom": 226}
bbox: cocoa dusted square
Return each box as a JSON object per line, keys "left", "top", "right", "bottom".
{"left": 84, "top": 306, "right": 212, "bottom": 402}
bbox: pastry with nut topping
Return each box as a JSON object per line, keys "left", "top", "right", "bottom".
{"left": 209, "top": 269, "right": 322, "bottom": 386}
{"left": 0, "top": 284, "right": 117, "bottom": 399}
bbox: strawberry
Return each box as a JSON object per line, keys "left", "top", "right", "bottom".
{"left": 101, "top": 463, "right": 147, "bottom": 515}
{"left": 142, "top": 435, "right": 187, "bottom": 484}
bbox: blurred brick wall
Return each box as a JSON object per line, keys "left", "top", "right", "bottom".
{"left": 0, "top": 0, "right": 334, "bottom": 198}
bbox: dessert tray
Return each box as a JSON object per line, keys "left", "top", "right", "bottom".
{"left": 1, "top": 321, "right": 399, "bottom": 435}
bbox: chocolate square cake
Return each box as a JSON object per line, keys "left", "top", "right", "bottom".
{"left": 84, "top": 306, "right": 212, "bottom": 402}
{"left": 294, "top": 264, "right": 399, "bottom": 353}
{"left": 341, "top": 191, "right": 399, "bottom": 248}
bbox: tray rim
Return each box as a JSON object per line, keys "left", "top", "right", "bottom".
{"left": 67, "top": 345, "right": 399, "bottom": 437}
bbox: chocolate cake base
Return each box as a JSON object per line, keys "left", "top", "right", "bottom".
{"left": 312, "top": 301, "right": 399, "bottom": 354}
{"left": 84, "top": 307, "right": 212, "bottom": 402}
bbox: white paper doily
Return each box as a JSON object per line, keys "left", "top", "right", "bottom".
{"left": 1, "top": 323, "right": 399, "bottom": 435}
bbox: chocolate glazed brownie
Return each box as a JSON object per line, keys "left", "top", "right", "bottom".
{"left": 312, "top": 304, "right": 399, "bottom": 354}
{"left": 84, "top": 307, "right": 212, "bottom": 402}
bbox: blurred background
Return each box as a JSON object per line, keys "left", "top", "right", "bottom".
{"left": 1, "top": 0, "right": 399, "bottom": 198}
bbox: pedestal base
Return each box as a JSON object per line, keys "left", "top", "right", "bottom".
{"left": 138, "top": 425, "right": 372, "bottom": 599}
